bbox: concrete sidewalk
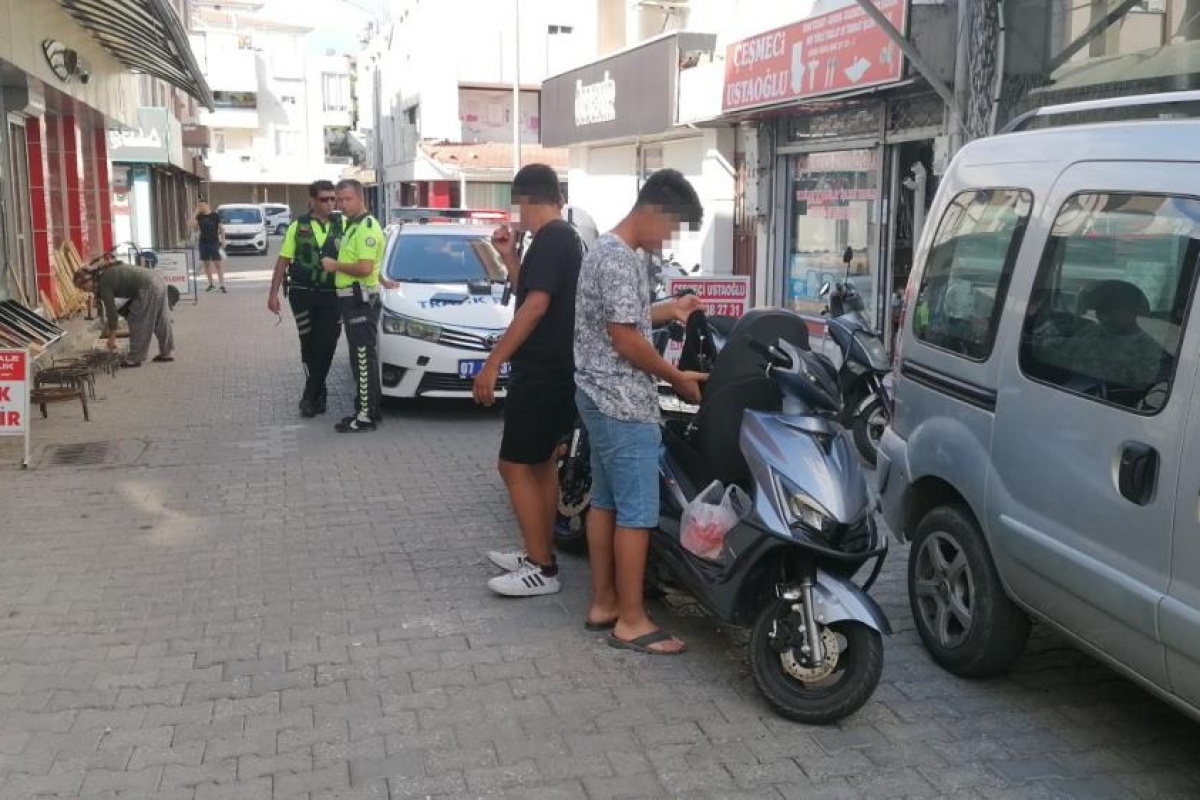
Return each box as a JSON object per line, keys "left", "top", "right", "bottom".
{"left": 1, "top": 252, "right": 1199, "bottom": 800}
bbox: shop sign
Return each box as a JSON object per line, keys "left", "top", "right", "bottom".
{"left": 662, "top": 276, "right": 752, "bottom": 366}
{"left": 0, "top": 348, "right": 31, "bottom": 466}
{"left": 543, "top": 32, "right": 716, "bottom": 147}
{"left": 575, "top": 72, "right": 617, "bottom": 126}
{"left": 155, "top": 250, "right": 198, "bottom": 306}
{"left": 667, "top": 276, "right": 752, "bottom": 318}
{"left": 108, "top": 107, "right": 170, "bottom": 164}
{"left": 722, "top": 0, "right": 909, "bottom": 113}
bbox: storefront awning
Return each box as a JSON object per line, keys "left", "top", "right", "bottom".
{"left": 56, "top": 0, "right": 214, "bottom": 110}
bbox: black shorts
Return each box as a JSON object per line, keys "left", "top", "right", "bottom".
{"left": 499, "top": 364, "right": 576, "bottom": 465}
{"left": 199, "top": 242, "right": 222, "bottom": 261}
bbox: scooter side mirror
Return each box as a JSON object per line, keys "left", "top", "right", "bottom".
{"left": 819, "top": 282, "right": 831, "bottom": 298}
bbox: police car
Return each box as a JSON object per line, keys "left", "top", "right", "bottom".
{"left": 378, "top": 220, "right": 512, "bottom": 399}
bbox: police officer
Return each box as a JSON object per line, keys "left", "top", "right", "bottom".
{"left": 321, "top": 178, "right": 390, "bottom": 433}
{"left": 268, "top": 180, "right": 344, "bottom": 417}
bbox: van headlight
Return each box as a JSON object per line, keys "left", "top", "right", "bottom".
{"left": 775, "top": 473, "right": 836, "bottom": 536}
{"left": 381, "top": 312, "right": 441, "bottom": 343}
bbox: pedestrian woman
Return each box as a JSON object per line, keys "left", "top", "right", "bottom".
{"left": 74, "top": 264, "right": 175, "bottom": 368}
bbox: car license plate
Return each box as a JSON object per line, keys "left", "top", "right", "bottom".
{"left": 458, "top": 360, "right": 511, "bottom": 379}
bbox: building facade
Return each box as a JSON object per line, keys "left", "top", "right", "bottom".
{"left": 189, "top": 0, "right": 361, "bottom": 211}
{"left": 0, "top": 0, "right": 209, "bottom": 310}
{"left": 373, "top": 0, "right": 586, "bottom": 220}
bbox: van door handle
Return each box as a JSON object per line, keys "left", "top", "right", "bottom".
{"left": 1118, "top": 442, "right": 1158, "bottom": 506}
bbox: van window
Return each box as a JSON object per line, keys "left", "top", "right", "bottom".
{"left": 1020, "top": 193, "right": 1200, "bottom": 415}
{"left": 913, "top": 189, "right": 1033, "bottom": 360}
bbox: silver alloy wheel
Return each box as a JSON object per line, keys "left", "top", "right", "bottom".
{"left": 913, "top": 531, "right": 974, "bottom": 648}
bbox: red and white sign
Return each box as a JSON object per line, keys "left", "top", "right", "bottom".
{"left": 722, "top": 0, "right": 908, "bottom": 113}
{"left": 662, "top": 276, "right": 752, "bottom": 369}
{"left": 0, "top": 349, "right": 29, "bottom": 435}
{"left": 667, "top": 276, "right": 752, "bottom": 318}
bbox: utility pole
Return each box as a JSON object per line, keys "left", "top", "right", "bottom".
{"left": 512, "top": 0, "right": 522, "bottom": 177}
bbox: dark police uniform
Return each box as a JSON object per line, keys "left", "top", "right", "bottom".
{"left": 334, "top": 212, "right": 386, "bottom": 429}
{"left": 280, "top": 213, "right": 344, "bottom": 414}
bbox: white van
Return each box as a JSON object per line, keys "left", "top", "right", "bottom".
{"left": 217, "top": 204, "right": 268, "bottom": 256}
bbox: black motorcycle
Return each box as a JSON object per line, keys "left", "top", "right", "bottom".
{"left": 819, "top": 280, "right": 892, "bottom": 465}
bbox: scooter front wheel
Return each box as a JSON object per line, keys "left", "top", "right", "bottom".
{"left": 749, "top": 600, "right": 883, "bottom": 725}
{"left": 852, "top": 396, "right": 888, "bottom": 466}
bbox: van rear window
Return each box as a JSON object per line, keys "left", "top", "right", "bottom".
{"left": 912, "top": 189, "right": 1033, "bottom": 361}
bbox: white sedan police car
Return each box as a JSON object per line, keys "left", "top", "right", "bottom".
{"left": 378, "top": 223, "right": 512, "bottom": 398}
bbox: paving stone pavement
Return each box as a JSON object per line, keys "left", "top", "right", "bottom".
{"left": 2, "top": 246, "right": 1200, "bottom": 800}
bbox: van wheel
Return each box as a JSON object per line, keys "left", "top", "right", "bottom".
{"left": 909, "top": 505, "right": 1030, "bottom": 677}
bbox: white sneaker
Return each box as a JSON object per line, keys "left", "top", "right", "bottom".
{"left": 487, "top": 563, "right": 561, "bottom": 597}
{"left": 486, "top": 549, "right": 529, "bottom": 572}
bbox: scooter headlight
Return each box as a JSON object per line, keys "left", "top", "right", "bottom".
{"left": 775, "top": 473, "right": 836, "bottom": 536}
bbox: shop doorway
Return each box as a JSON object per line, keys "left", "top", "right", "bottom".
{"left": 884, "top": 140, "right": 937, "bottom": 348}
{"left": 4, "top": 116, "right": 35, "bottom": 307}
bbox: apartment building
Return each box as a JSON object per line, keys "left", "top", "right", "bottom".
{"left": 372, "top": 0, "right": 588, "bottom": 218}
{"left": 188, "top": 0, "right": 361, "bottom": 210}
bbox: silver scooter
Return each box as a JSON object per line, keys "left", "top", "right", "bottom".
{"left": 653, "top": 308, "right": 889, "bottom": 724}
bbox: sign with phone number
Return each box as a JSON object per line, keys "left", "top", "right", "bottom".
{"left": 663, "top": 276, "right": 752, "bottom": 367}
{"left": 666, "top": 276, "right": 751, "bottom": 318}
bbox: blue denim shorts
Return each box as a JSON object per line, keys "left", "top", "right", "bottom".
{"left": 576, "top": 389, "right": 661, "bottom": 529}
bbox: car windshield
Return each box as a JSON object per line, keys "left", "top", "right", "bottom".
{"left": 386, "top": 233, "right": 507, "bottom": 284}
{"left": 219, "top": 208, "right": 263, "bottom": 224}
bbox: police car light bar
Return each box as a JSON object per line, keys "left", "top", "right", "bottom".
{"left": 388, "top": 207, "right": 509, "bottom": 224}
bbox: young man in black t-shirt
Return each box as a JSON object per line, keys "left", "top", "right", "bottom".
{"left": 192, "top": 200, "right": 226, "bottom": 293}
{"left": 473, "top": 164, "right": 582, "bottom": 597}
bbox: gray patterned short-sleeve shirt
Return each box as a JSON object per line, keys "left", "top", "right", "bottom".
{"left": 574, "top": 233, "right": 659, "bottom": 423}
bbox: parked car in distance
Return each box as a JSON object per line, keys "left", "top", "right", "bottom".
{"left": 217, "top": 204, "right": 268, "bottom": 256}
{"left": 378, "top": 223, "right": 512, "bottom": 398}
{"left": 261, "top": 203, "right": 291, "bottom": 235}
{"left": 878, "top": 91, "right": 1200, "bottom": 723}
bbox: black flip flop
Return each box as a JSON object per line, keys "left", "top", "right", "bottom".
{"left": 152, "top": 355, "right": 175, "bottom": 363}
{"left": 119, "top": 361, "right": 141, "bottom": 368}
{"left": 585, "top": 617, "right": 618, "bottom": 632}
{"left": 607, "top": 630, "right": 687, "bottom": 655}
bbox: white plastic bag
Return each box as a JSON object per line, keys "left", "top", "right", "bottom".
{"left": 681, "top": 480, "right": 750, "bottom": 560}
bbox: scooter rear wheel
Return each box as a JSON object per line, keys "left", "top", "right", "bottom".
{"left": 749, "top": 601, "right": 883, "bottom": 725}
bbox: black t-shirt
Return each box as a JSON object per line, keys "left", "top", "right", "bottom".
{"left": 513, "top": 219, "right": 583, "bottom": 377}
{"left": 196, "top": 212, "right": 221, "bottom": 245}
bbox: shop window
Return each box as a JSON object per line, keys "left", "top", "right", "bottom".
{"left": 912, "top": 189, "right": 1032, "bottom": 361}
{"left": 1019, "top": 193, "right": 1200, "bottom": 414}
{"left": 464, "top": 182, "right": 512, "bottom": 211}
{"left": 786, "top": 148, "right": 881, "bottom": 322}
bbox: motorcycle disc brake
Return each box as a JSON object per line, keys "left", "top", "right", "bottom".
{"left": 780, "top": 627, "right": 840, "bottom": 683}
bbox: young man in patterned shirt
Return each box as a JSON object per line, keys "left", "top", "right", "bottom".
{"left": 574, "top": 169, "right": 706, "bottom": 655}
